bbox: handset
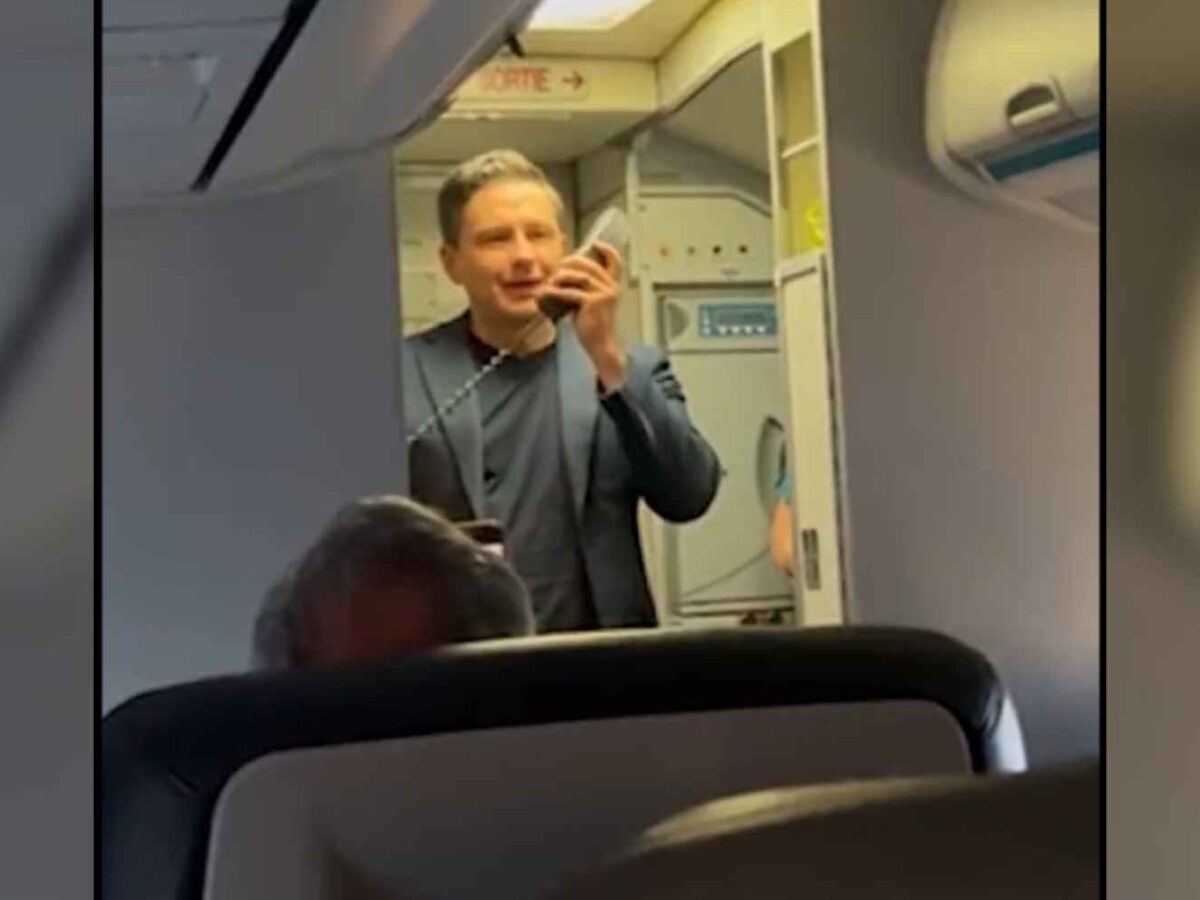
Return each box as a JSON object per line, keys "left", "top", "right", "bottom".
{"left": 539, "top": 206, "right": 630, "bottom": 322}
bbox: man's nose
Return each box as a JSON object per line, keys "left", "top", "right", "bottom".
{"left": 510, "top": 232, "right": 536, "bottom": 264}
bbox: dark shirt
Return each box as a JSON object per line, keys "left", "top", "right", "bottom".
{"left": 469, "top": 330, "right": 598, "bottom": 631}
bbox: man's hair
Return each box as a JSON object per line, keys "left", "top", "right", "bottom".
{"left": 437, "top": 148, "right": 563, "bottom": 245}
{"left": 252, "top": 495, "right": 533, "bottom": 669}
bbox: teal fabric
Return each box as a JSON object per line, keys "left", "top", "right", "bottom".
{"left": 775, "top": 469, "right": 792, "bottom": 502}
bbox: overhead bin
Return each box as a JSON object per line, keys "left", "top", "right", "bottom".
{"left": 926, "top": 0, "right": 1099, "bottom": 232}
{"left": 210, "top": 0, "right": 543, "bottom": 193}
{"left": 101, "top": 21, "right": 280, "bottom": 202}
{"left": 100, "top": 0, "right": 543, "bottom": 202}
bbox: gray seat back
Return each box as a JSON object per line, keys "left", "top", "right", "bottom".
{"left": 553, "top": 760, "right": 1098, "bottom": 899}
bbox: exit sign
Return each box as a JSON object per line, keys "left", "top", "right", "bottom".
{"left": 454, "top": 61, "right": 591, "bottom": 102}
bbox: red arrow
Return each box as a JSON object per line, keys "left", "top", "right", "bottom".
{"left": 562, "top": 70, "right": 584, "bottom": 90}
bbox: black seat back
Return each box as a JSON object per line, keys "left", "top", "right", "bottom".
{"left": 102, "top": 626, "right": 1023, "bottom": 900}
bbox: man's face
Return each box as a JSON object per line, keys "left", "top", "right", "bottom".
{"left": 439, "top": 177, "right": 567, "bottom": 324}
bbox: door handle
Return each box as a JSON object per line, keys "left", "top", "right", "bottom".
{"left": 801, "top": 528, "right": 821, "bottom": 591}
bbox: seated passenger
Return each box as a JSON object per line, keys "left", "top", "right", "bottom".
{"left": 251, "top": 495, "right": 534, "bottom": 669}
{"left": 769, "top": 468, "right": 796, "bottom": 578}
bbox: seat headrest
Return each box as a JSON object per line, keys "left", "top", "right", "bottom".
{"left": 552, "top": 760, "right": 1099, "bottom": 899}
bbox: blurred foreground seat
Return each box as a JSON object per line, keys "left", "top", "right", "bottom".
{"left": 553, "top": 759, "right": 1098, "bottom": 899}
{"left": 102, "top": 625, "right": 1025, "bottom": 899}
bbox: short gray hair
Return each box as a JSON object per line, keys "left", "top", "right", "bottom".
{"left": 437, "top": 148, "right": 563, "bottom": 245}
{"left": 252, "top": 495, "right": 533, "bottom": 669}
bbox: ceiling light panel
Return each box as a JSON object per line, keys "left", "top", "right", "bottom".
{"left": 525, "top": 0, "right": 654, "bottom": 29}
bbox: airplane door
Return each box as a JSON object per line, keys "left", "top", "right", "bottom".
{"left": 659, "top": 290, "right": 796, "bottom": 625}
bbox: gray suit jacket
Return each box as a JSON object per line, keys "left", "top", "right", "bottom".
{"left": 402, "top": 314, "right": 721, "bottom": 626}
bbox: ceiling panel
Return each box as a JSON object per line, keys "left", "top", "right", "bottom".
{"left": 396, "top": 113, "right": 646, "bottom": 164}
{"left": 213, "top": 0, "right": 541, "bottom": 191}
{"left": 102, "top": 21, "right": 280, "bottom": 202}
{"left": 103, "top": 0, "right": 289, "bottom": 29}
{"left": 661, "top": 47, "right": 769, "bottom": 172}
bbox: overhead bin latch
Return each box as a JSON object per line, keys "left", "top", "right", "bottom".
{"left": 1005, "top": 81, "right": 1065, "bottom": 131}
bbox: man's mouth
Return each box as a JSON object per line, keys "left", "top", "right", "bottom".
{"left": 501, "top": 278, "right": 544, "bottom": 293}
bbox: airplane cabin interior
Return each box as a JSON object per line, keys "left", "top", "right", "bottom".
{"left": 69, "top": 0, "right": 1198, "bottom": 895}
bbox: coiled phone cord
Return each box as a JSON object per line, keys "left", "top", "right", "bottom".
{"left": 405, "top": 206, "right": 618, "bottom": 448}
{"left": 404, "top": 312, "right": 556, "bottom": 447}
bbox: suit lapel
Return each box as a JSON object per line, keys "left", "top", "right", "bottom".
{"left": 557, "top": 323, "right": 599, "bottom": 525}
{"left": 414, "top": 315, "right": 485, "bottom": 518}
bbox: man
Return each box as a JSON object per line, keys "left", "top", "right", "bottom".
{"left": 403, "top": 149, "right": 721, "bottom": 632}
{"left": 252, "top": 495, "right": 533, "bottom": 669}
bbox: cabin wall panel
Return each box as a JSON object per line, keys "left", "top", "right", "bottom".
{"left": 102, "top": 150, "right": 403, "bottom": 711}
{"left": 820, "top": 0, "right": 1099, "bottom": 765}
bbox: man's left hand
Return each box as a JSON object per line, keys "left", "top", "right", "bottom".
{"left": 543, "top": 240, "right": 628, "bottom": 392}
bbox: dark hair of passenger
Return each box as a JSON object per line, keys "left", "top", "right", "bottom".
{"left": 252, "top": 495, "right": 533, "bottom": 670}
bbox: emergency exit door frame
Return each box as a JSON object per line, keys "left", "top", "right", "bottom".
{"left": 775, "top": 250, "right": 850, "bottom": 626}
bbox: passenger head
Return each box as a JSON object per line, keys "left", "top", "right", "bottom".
{"left": 252, "top": 495, "right": 533, "bottom": 670}
{"left": 437, "top": 149, "right": 567, "bottom": 328}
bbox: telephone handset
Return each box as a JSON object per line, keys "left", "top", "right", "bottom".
{"left": 406, "top": 207, "right": 631, "bottom": 447}
{"left": 537, "top": 206, "right": 630, "bottom": 322}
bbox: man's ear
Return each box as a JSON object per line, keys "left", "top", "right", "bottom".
{"left": 439, "top": 243, "right": 462, "bottom": 285}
